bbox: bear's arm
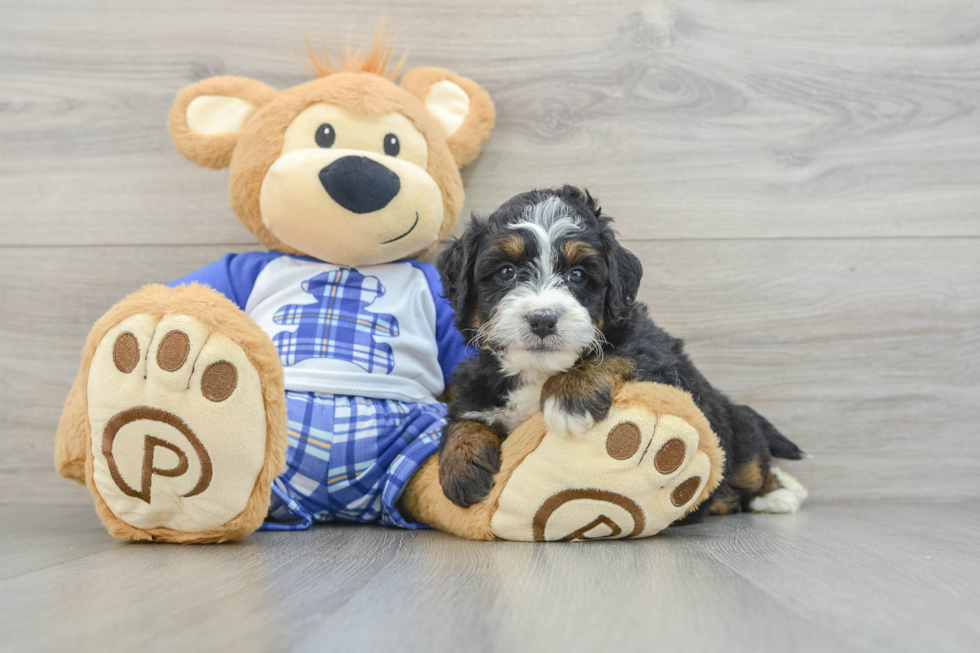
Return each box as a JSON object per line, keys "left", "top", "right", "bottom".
{"left": 407, "top": 260, "right": 473, "bottom": 387}
{"left": 168, "top": 251, "right": 286, "bottom": 310}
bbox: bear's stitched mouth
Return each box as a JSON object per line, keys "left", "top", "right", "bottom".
{"left": 380, "top": 212, "right": 419, "bottom": 244}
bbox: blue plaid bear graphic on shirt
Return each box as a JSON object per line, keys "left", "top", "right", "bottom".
{"left": 271, "top": 268, "right": 400, "bottom": 374}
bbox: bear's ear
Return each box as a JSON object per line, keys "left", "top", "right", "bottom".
{"left": 401, "top": 67, "right": 495, "bottom": 167}
{"left": 168, "top": 76, "right": 279, "bottom": 169}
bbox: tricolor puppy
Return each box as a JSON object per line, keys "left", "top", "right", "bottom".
{"left": 436, "top": 186, "right": 805, "bottom": 519}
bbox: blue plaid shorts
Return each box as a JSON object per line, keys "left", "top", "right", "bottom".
{"left": 260, "top": 391, "right": 445, "bottom": 531}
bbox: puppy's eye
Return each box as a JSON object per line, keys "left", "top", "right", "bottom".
{"left": 383, "top": 133, "right": 400, "bottom": 157}
{"left": 496, "top": 266, "right": 517, "bottom": 283}
{"left": 315, "top": 124, "right": 336, "bottom": 148}
{"left": 566, "top": 269, "right": 585, "bottom": 285}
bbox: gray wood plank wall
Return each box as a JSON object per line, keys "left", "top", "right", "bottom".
{"left": 1, "top": 0, "right": 978, "bottom": 506}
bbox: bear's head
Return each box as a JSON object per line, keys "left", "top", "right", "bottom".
{"left": 168, "top": 37, "right": 494, "bottom": 266}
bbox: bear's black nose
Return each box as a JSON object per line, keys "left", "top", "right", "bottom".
{"left": 319, "top": 156, "right": 401, "bottom": 214}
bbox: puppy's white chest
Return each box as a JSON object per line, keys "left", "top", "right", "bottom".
{"left": 501, "top": 378, "right": 547, "bottom": 431}
{"left": 461, "top": 371, "right": 550, "bottom": 432}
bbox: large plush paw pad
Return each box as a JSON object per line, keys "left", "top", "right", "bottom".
{"left": 491, "top": 406, "right": 712, "bottom": 541}
{"left": 87, "top": 314, "right": 267, "bottom": 532}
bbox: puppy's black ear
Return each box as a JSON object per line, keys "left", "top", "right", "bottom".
{"left": 604, "top": 239, "right": 643, "bottom": 326}
{"left": 437, "top": 236, "right": 469, "bottom": 316}
{"left": 595, "top": 202, "right": 643, "bottom": 326}
{"left": 437, "top": 217, "right": 485, "bottom": 327}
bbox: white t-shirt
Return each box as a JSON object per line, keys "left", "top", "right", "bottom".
{"left": 170, "top": 252, "right": 468, "bottom": 404}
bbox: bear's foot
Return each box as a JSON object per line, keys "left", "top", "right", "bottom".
{"left": 490, "top": 383, "right": 724, "bottom": 541}
{"left": 84, "top": 304, "right": 281, "bottom": 542}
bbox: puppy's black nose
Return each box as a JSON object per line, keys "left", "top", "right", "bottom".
{"left": 527, "top": 311, "right": 559, "bottom": 339}
{"left": 319, "top": 156, "right": 400, "bottom": 214}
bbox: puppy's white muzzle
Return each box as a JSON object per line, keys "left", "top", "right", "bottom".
{"left": 489, "top": 282, "right": 595, "bottom": 375}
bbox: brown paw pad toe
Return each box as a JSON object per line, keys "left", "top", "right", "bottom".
{"left": 157, "top": 330, "right": 190, "bottom": 371}
{"left": 605, "top": 421, "right": 641, "bottom": 460}
{"left": 201, "top": 361, "right": 238, "bottom": 402}
{"left": 112, "top": 332, "right": 140, "bottom": 373}
{"left": 654, "top": 438, "right": 687, "bottom": 474}
{"left": 670, "top": 476, "right": 701, "bottom": 507}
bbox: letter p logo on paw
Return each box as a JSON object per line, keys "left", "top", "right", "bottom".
{"left": 102, "top": 407, "right": 212, "bottom": 504}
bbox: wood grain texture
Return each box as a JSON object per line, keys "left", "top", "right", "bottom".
{"left": 2, "top": 239, "right": 977, "bottom": 505}
{"left": 1, "top": 502, "right": 977, "bottom": 652}
{"left": 2, "top": 0, "right": 980, "bottom": 246}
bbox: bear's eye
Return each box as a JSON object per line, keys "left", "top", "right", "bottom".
{"left": 383, "top": 133, "right": 400, "bottom": 157}
{"left": 315, "top": 124, "right": 336, "bottom": 148}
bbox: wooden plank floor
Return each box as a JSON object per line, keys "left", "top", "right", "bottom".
{"left": 1, "top": 502, "right": 977, "bottom": 653}
{"left": 1, "top": 0, "right": 979, "bottom": 650}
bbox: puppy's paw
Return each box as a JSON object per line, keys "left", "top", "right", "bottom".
{"left": 542, "top": 398, "right": 596, "bottom": 436}
{"left": 749, "top": 467, "right": 808, "bottom": 514}
{"left": 439, "top": 421, "right": 501, "bottom": 508}
{"left": 540, "top": 365, "right": 619, "bottom": 436}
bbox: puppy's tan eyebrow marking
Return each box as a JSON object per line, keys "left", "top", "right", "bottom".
{"left": 494, "top": 235, "right": 525, "bottom": 258}
{"left": 564, "top": 240, "right": 597, "bottom": 263}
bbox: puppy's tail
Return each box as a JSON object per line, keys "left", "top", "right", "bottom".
{"left": 735, "top": 405, "right": 806, "bottom": 460}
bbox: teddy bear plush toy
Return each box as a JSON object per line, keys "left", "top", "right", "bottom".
{"left": 54, "top": 34, "right": 725, "bottom": 542}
